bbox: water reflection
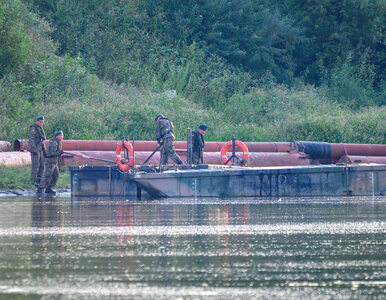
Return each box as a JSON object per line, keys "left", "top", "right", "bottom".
{"left": 0, "top": 196, "right": 385, "bottom": 299}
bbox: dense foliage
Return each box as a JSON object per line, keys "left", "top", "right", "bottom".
{"left": 271, "top": 0, "right": 385, "bottom": 85}
{"left": 0, "top": 0, "right": 384, "bottom": 145}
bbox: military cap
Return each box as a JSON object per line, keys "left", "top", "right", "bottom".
{"left": 55, "top": 130, "right": 63, "bottom": 136}
{"left": 199, "top": 124, "right": 208, "bottom": 131}
{"left": 37, "top": 116, "right": 44, "bottom": 121}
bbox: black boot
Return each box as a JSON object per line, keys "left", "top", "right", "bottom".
{"left": 36, "top": 188, "right": 44, "bottom": 195}
{"left": 45, "top": 188, "right": 56, "bottom": 195}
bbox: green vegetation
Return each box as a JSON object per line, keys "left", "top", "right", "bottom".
{"left": 0, "top": 0, "right": 384, "bottom": 146}
{"left": 0, "top": 166, "right": 70, "bottom": 189}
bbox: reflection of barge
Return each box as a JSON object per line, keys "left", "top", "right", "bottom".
{"left": 70, "top": 163, "right": 386, "bottom": 199}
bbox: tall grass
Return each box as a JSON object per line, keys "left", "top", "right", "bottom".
{"left": 0, "top": 166, "right": 70, "bottom": 189}
{"left": 2, "top": 76, "right": 385, "bottom": 144}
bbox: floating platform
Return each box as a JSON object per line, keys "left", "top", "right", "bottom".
{"left": 70, "top": 164, "right": 386, "bottom": 199}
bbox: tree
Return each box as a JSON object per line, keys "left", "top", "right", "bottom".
{"left": 158, "top": 0, "right": 305, "bottom": 83}
{"left": 272, "top": 0, "right": 385, "bottom": 85}
{"left": 0, "top": 0, "right": 32, "bottom": 78}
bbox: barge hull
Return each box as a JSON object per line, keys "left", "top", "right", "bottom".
{"left": 70, "top": 166, "right": 149, "bottom": 198}
{"left": 70, "top": 164, "right": 386, "bottom": 198}
{"left": 133, "top": 164, "right": 386, "bottom": 198}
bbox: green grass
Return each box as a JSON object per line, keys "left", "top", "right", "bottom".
{"left": 0, "top": 166, "right": 70, "bottom": 190}
{"left": 2, "top": 80, "right": 385, "bottom": 146}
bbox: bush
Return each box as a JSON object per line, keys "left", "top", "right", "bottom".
{"left": 324, "top": 51, "right": 385, "bottom": 109}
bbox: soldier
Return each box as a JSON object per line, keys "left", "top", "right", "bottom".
{"left": 155, "top": 114, "right": 184, "bottom": 165}
{"left": 28, "top": 116, "right": 46, "bottom": 187}
{"left": 191, "top": 124, "right": 207, "bottom": 165}
{"left": 37, "top": 130, "right": 63, "bottom": 195}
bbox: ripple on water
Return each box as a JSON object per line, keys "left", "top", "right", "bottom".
{"left": 0, "top": 197, "right": 385, "bottom": 299}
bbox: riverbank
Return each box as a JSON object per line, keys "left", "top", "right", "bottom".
{"left": 0, "top": 166, "right": 71, "bottom": 190}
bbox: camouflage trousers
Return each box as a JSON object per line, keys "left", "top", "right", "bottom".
{"left": 30, "top": 151, "right": 45, "bottom": 184}
{"left": 192, "top": 151, "right": 203, "bottom": 165}
{"left": 38, "top": 158, "right": 59, "bottom": 189}
{"left": 160, "top": 136, "right": 184, "bottom": 165}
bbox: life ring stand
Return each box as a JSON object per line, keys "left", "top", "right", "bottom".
{"left": 220, "top": 140, "right": 249, "bottom": 166}
{"left": 116, "top": 141, "right": 134, "bottom": 171}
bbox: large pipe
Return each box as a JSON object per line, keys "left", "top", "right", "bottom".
{"left": 330, "top": 144, "right": 386, "bottom": 158}
{"left": 337, "top": 155, "right": 386, "bottom": 164}
{"left": 61, "top": 151, "right": 312, "bottom": 167}
{"left": 14, "top": 139, "right": 292, "bottom": 153}
{"left": 293, "top": 141, "right": 386, "bottom": 158}
{"left": 0, "top": 141, "right": 11, "bottom": 152}
{"left": 14, "top": 139, "right": 386, "bottom": 157}
{"left": 11, "top": 151, "right": 386, "bottom": 168}
{"left": 0, "top": 152, "right": 31, "bottom": 167}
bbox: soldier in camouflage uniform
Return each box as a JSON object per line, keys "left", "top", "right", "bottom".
{"left": 191, "top": 124, "right": 207, "bottom": 165}
{"left": 37, "top": 131, "right": 63, "bottom": 195}
{"left": 28, "top": 116, "right": 46, "bottom": 186}
{"left": 155, "top": 114, "right": 184, "bottom": 165}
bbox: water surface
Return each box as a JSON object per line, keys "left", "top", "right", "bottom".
{"left": 0, "top": 196, "right": 385, "bottom": 299}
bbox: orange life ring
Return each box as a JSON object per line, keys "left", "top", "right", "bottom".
{"left": 220, "top": 140, "right": 249, "bottom": 166}
{"left": 116, "top": 141, "right": 134, "bottom": 171}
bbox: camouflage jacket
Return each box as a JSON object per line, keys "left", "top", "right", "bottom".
{"left": 45, "top": 136, "right": 62, "bottom": 159}
{"left": 192, "top": 130, "right": 205, "bottom": 155}
{"left": 28, "top": 124, "right": 46, "bottom": 152}
{"left": 156, "top": 117, "right": 175, "bottom": 143}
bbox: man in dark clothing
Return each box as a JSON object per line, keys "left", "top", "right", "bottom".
{"left": 28, "top": 116, "right": 46, "bottom": 186}
{"left": 155, "top": 114, "right": 184, "bottom": 165}
{"left": 191, "top": 124, "right": 207, "bottom": 165}
{"left": 37, "top": 131, "right": 63, "bottom": 195}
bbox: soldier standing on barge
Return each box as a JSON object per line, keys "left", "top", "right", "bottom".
{"left": 37, "top": 130, "right": 63, "bottom": 195}
{"left": 28, "top": 116, "right": 46, "bottom": 187}
{"left": 155, "top": 114, "right": 184, "bottom": 165}
{"left": 191, "top": 124, "right": 207, "bottom": 165}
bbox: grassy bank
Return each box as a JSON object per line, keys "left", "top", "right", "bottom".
{"left": 0, "top": 0, "right": 384, "bottom": 148}
{"left": 2, "top": 80, "right": 385, "bottom": 145}
{"left": 0, "top": 166, "right": 70, "bottom": 190}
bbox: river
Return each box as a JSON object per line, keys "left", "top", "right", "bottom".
{"left": 0, "top": 196, "right": 385, "bottom": 299}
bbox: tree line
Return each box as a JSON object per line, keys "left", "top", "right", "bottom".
{"left": 23, "top": 0, "right": 384, "bottom": 106}
{"left": 0, "top": 0, "right": 385, "bottom": 144}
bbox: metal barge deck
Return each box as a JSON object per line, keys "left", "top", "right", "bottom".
{"left": 70, "top": 164, "right": 386, "bottom": 199}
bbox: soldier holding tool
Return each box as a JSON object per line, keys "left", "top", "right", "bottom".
{"left": 155, "top": 114, "right": 184, "bottom": 165}
{"left": 37, "top": 130, "right": 63, "bottom": 195}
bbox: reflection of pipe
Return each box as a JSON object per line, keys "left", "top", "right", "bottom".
{"left": 337, "top": 155, "right": 386, "bottom": 164}
{"left": 61, "top": 151, "right": 312, "bottom": 167}
{"left": 14, "top": 139, "right": 292, "bottom": 153}
{"left": 0, "top": 152, "right": 31, "bottom": 167}
{"left": 0, "top": 141, "right": 11, "bottom": 152}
